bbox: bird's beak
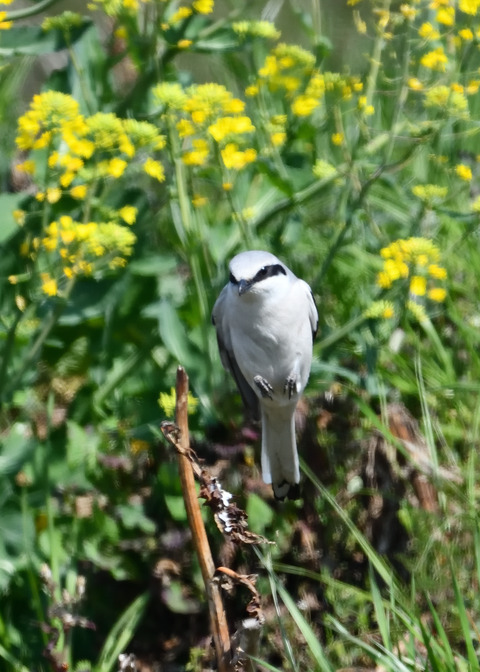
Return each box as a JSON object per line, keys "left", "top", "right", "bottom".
{"left": 238, "top": 279, "right": 251, "bottom": 296}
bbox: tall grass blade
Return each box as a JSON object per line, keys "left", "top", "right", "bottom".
{"left": 95, "top": 592, "right": 149, "bottom": 672}
{"left": 450, "top": 562, "right": 479, "bottom": 671}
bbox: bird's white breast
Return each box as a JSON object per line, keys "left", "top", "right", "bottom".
{"left": 225, "top": 278, "right": 313, "bottom": 404}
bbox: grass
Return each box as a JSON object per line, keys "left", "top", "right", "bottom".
{"left": 1, "top": 0, "right": 480, "bottom": 669}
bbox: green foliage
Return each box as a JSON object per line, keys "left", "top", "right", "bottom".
{"left": 1, "top": 0, "right": 480, "bottom": 669}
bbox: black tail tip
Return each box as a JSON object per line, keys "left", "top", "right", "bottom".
{"left": 273, "top": 481, "right": 301, "bottom": 501}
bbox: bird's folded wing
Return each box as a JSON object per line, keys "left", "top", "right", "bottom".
{"left": 212, "top": 287, "right": 260, "bottom": 420}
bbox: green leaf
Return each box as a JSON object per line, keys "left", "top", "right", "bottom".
{"left": 149, "top": 299, "right": 197, "bottom": 368}
{"left": 0, "top": 22, "right": 92, "bottom": 56}
{"left": 96, "top": 592, "right": 149, "bottom": 672}
{"left": 276, "top": 580, "right": 334, "bottom": 672}
{"left": 129, "top": 255, "right": 177, "bottom": 276}
{"left": 0, "top": 424, "right": 35, "bottom": 477}
{"left": 0, "top": 193, "right": 23, "bottom": 245}
{"left": 246, "top": 493, "right": 274, "bottom": 534}
{"left": 164, "top": 494, "right": 187, "bottom": 522}
{"left": 116, "top": 503, "right": 156, "bottom": 533}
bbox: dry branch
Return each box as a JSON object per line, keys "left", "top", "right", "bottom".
{"left": 162, "top": 366, "right": 232, "bottom": 672}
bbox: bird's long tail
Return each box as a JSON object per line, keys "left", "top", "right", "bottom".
{"left": 260, "top": 404, "right": 300, "bottom": 499}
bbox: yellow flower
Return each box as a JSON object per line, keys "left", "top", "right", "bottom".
{"left": 144, "top": 157, "right": 165, "bottom": 181}
{"left": 192, "top": 0, "right": 213, "bottom": 13}
{"left": 428, "top": 264, "right": 447, "bottom": 279}
{"left": 13, "top": 210, "right": 26, "bottom": 225}
{"left": 177, "top": 39, "right": 192, "bottom": 49}
{"left": 41, "top": 273, "right": 58, "bottom": 297}
{"left": 420, "top": 47, "right": 448, "bottom": 71}
{"left": 455, "top": 163, "right": 472, "bottom": 180}
{"left": 114, "top": 25, "right": 128, "bottom": 39}
{"left": 245, "top": 85, "right": 259, "bottom": 97}
{"left": 176, "top": 119, "right": 195, "bottom": 137}
{"left": 168, "top": 6, "right": 192, "bottom": 24}
{"left": 118, "top": 205, "right": 137, "bottom": 224}
{"left": 182, "top": 138, "right": 209, "bottom": 166}
{"left": 107, "top": 157, "right": 127, "bottom": 178}
{"left": 466, "top": 80, "right": 480, "bottom": 94}
{"left": 233, "top": 20, "right": 280, "bottom": 40}
{"left": 154, "top": 82, "right": 188, "bottom": 109}
{"left": 70, "top": 184, "right": 88, "bottom": 199}
{"left": 418, "top": 22, "right": 440, "bottom": 40}
{"left": 271, "top": 131, "right": 286, "bottom": 146}
{"left": 0, "top": 11, "right": 12, "bottom": 29}
{"left": 331, "top": 132, "right": 344, "bottom": 146}
{"left": 192, "top": 194, "right": 207, "bottom": 207}
{"left": 408, "top": 77, "right": 423, "bottom": 91}
{"left": 158, "top": 387, "right": 198, "bottom": 417}
{"left": 377, "top": 271, "right": 393, "bottom": 289}
{"left": 436, "top": 6, "right": 454, "bottom": 24}
{"left": 364, "top": 300, "right": 395, "bottom": 319}
{"left": 312, "top": 159, "right": 336, "bottom": 179}
{"left": 222, "top": 182, "right": 233, "bottom": 191}
{"left": 46, "top": 187, "right": 62, "bottom": 204}
{"left": 458, "top": 27, "right": 474, "bottom": 39}
{"left": 221, "top": 143, "right": 256, "bottom": 170}
{"left": 130, "top": 439, "right": 151, "bottom": 455}
{"left": 400, "top": 4, "right": 417, "bottom": 19}
{"left": 60, "top": 171, "right": 75, "bottom": 188}
{"left": 459, "top": 0, "right": 480, "bottom": 14}
{"left": 291, "top": 95, "right": 319, "bottom": 117}
{"left": 428, "top": 287, "right": 447, "bottom": 302}
{"left": 208, "top": 116, "right": 255, "bottom": 142}
{"left": 407, "top": 300, "right": 427, "bottom": 323}
{"left": 410, "top": 275, "right": 427, "bottom": 296}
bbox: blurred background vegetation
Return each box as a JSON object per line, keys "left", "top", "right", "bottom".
{"left": 1, "top": 0, "right": 480, "bottom": 670}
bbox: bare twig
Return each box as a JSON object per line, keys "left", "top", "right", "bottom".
{"left": 164, "top": 366, "right": 232, "bottom": 671}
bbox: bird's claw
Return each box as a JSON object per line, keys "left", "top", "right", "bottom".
{"left": 284, "top": 374, "right": 298, "bottom": 399}
{"left": 254, "top": 375, "right": 274, "bottom": 400}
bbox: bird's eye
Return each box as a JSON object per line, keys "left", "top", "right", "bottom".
{"left": 259, "top": 267, "right": 268, "bottom": 276}
{"left": 229, "top": 272, "right": 238, "bottom": 285}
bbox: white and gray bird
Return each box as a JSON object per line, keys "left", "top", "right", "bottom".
{"left": 212, "top": 250, "right": 318, "bottom": 499}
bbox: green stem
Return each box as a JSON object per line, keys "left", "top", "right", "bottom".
{"left": 316, "top": 313, "right": 368, "bottom": 352}
{"left": 0, "top": 310, "right": 23, "bottom": 405}
{"left": 364, "top": 0, "right": 391, "bottom": 113}
{"left": 4, "top": 278, "right": 76, "bottom": 399}
{"left": 21, "top": 488, "right": 48, "bottom": 646}
{"left": 251, "top": 169, "right": 342, "bottom": 231}
{"left": 67, "top": 43, "right": 96, "bottom": 115}
{"left": 8, "top": 0, "right": 61, "bottom": 20}
{"left": 384, "top": 28, "right": 410, "bottom": 166}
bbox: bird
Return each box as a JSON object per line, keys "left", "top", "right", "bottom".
{"left": 212, "top": 250, "right": 318, "bottom": 499}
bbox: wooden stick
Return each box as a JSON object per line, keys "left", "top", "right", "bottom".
{"left": 174, "top": 366, "right": 232, "bottom": 671}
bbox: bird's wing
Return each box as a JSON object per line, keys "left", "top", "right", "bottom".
{"left": 299, "top": 280, "right": 319, "bottom": 340}
{"left": 212, "top": 287, "right": 260, "bottom": 419}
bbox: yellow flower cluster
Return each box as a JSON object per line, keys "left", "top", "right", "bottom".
{"left": 42, "top": 215, "right": 136, "bottom": 278}
{"left": 420, "top": 47, "right": 448, "bottom": 72}
{"left": 255, "top": 43, "right": 322, "bottom": 117}
{"left": 364, "top": 300, "right": 395, "bottom": 320}
{"left": 154, "top": 82, "right": 257, "bottom": 172}
{"left": 0, "top": 0, "right": 12, "bottom": 31}
{"left": 16, "top": 92, "right": 166, "bottom": 191}
{"left": 424, "top": 85, "right": 469, "bottom": 118}
{"left": 158, "top": 387, "right": 198, "bottom": 417}
{"left": 14, "top": 91, "right": 165, "bottom": 295}
{"left": 377, "top": 237, "right": 447, "bottom": 304}
{"left": 232, "top": 20, "right": 280, "bottom": 40}
{"left": 411, "top": 184, "right": 448, "bottom": 202}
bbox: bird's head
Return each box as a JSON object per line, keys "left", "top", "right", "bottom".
{"left": 228, "top": 250, "right": 289, "bottom": 297}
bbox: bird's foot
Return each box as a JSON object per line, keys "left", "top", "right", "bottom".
{"left": 253, "top": 375, "right": 274, "bottom": 400}
{"left": 283, "top": 374, "right": 298, "bottom": 399}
